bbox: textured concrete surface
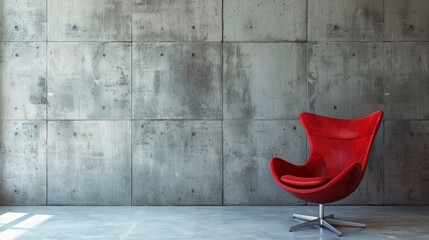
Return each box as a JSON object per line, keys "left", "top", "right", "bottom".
{"left": 223, "top": 120, "right": 306, "bottom": 205}
{"left": 385, "top": 0, "right": 429, "bottom": 41}
{"left": 384, "top": 43, "right": 429, "bottom": 120}
{"left": 133, "top": 0, "right": 222, "bottom": 41}
{"left": 1, "top": 0, "right": 429, "bottom": 206}
{"left": 48, "top": 42, "right": 131, "bottom": 120}
{"left": 224, "top": 0, "right": 306, "bottom": 41}
{"left": 383, "top": 121, "right": 429, "bottom": 205}
{"left": 308, "top": 42, "right": 384, "bottom": 119}
{"left": 48, "top": 0, "right": 131, "bottom": 41}
{"left": 0, "top": 121, "right": 46, "bottom": 205}
{"left": 47, "top": 121, "right": 131, "bottom": 205}
{"left": 132, "top": 121, "right": 222, "bottom": 205}
{"left": 0, "top": 206, "right": 427, "bottom": 239}
{"left": 308, "top": 0, "right": 384, "bottom": 41}
{"left": 223, "top": 43, "right": 306, "bottom": 120}
{"left": 0, "top": 42, "right": 46, "bottom": 120}
{"left": 0, "top": 0, "right": 46, "bottom": 41}
{"left": 133, "top": 42, "right": 222, "bottom": 120}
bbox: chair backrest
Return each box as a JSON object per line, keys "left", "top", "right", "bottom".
{"left": 300, "top": 111, "right": 383, "bottom": 179}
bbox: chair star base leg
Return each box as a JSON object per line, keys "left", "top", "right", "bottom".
{"left": 290, "top": 204, "right": 366, "bottom": 237}
{"left": 290, "top": 215, "right": 343, "bottom": 237}
{"left": 321, "top": 219, "right": 342, "bottom": 236}
{"left": 289, "top": 218, "right": 320, "bottom": 232}
{"left": 293, "top": 213, "right": 334, "bottom": 221}
{"left": 325, "top": 218, "right": 367, "bottom": 228}
{"left": 292, "top": 213, "right": 318, "bottom": 221}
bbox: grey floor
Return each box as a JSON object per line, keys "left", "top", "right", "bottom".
{"left": 0, "top": 206, "right": 427, "bottom": 240}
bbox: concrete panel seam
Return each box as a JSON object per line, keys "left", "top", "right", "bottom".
{"left": 221, "top": 0, "right": 224, "bottom": 206}
{"left": 46, "top": 0, "right": 48, "bottom": 206}
{"left": 130, "top": 2, "right": 133, "bottom": 206}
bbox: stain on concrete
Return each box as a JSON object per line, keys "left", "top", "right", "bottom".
{"left": 48, "top": 0, "right": 131, "bottom": 41}
{"left": 132, "top": 121, "right": 222, "bottom": 205}
{"left": 351, "top": 5, "right": 383, "bottom": 40}
{"left": 48, "top": 42, "right": 131, "bottom": 119}
{"left": 0, "top": 42, "right": 46, "bottom": 119}
{"left": 308, "top": 42, "right": 384, "bottom": 119}
{"left": 132, "top": 42, "right": 222, "bottom": 119}
{"left": 384, "top": 43, "right": 429, "bottom": 119}
{"left": 224, "top": 44, "right": 256, "bottom": 119}
{"left": 224, "top": 0, "right": 306, "bottom": 41}
{"left": 47, "top": 121, "right": 131, "bottom": 205}
{"left": 133, "top": 0, "right": 222, "bottom": 41}
{"left": 29, "top": 77, "right": 47, "bottom": 105}
{"left": 224, "top": 43, "right": 306, "bottom": 119}
{"left": 0, "top": 121, "right": 46, "bottom": 205}
{"left": 0, "top": 0, "right": 46, "bottom": 41}
{"left": 326, "top": 24, "right": 342, "bottom": 39}
{"left": 384, "top": 121, "right": 429, "bottom": 204}
{"left": 153, "top": 71, "right": 161, "bottom": 94}
{"left": 385, "top": 0, "right": 429, "bottom": 41}
{"left": 309, "top": 0, "right": 384, "bottom": 41}
{"left": 91, "top": 45, "right": 105, "bottom": 81}
{"left": 223, "top": 120, "right": 307, "bottom": 205}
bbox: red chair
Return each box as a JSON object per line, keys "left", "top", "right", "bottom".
{"left": 270, "top": 111, "right": 383, "bottom": 236}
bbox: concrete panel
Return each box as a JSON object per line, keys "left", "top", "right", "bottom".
{"left": 0, "top": 42, "right": 46, "bottom": 120}
{"left": 385, "top": 0, "right": 429, "bottom": 41}
{"left": 384, "top": 121, "right": 429, "bottom": 205}
{"left": 308, "top": 42, "right": 384, "bottom": 119}
{"left": 308, "top": 0, "right": 383, "bottom": 41}
{"left": 384, "top": 43, "right": 429, "bottom": 119}
{"left": 48, "top": 0, "right": 131, "bottom": 41}
{"left": 133, "top": 0, "right": 222, "bottom": 41}
{"left": 223, "top": 0, "right": 306, "bottom": 41}
{"left": 133, "top": 43, "right": 222, "bottom": 120}
{"left": 132, "top": 121, "right": 222, "bottom": 205}
{"left": 47, "top": 121, "right": 131, "bottom": 205}
{"left": 333, "top": 124, "right": 384, "bottom": 205}
{"left": 0, "top": 0, "right": 46, "bottom": 41}
{"left": 224, "top": 43, "right": 306, "bottom": 120}
{"left": 48, "top": 42, "right": 131, "bottom": 120}
{"left": 0, "top": 121, "right": 46, "bottom": 205}
{"left": 223, "top": 120, "right": 307, "bottom": 205}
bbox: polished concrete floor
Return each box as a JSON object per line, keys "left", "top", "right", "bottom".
{"left": 0, "top": 206, "right": 427, "bottom": 239}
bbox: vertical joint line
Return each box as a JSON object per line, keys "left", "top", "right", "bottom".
{"left": 305, "top": 0, "right": 309, "bottom": 163}
{"left": 383, "top": 0, "right": 385, "bottom": 41}
{"left": 305, "top": 43, "right": 308, "bottom": 161}
{"left": 45, "top": 0, "right": 49, "bottom": 206}
{"left": 221, "top": 0, "right": 224, "bottom": 206}
{"left": 306, "top": 0, "right": 309, "bottom": 42}
{"left": 130, "top": 1, "right": 133, "bottom": 206}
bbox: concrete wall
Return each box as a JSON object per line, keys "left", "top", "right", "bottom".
{"left": 0, "top": 0, "right": 428, "bottom": 205}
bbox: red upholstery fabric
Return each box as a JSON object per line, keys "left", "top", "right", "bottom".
{"left": 281, "top": 175, "right": 331, "bottom": 188}
{"left": 270, "top": 111, "right": 383, "bottom": 204}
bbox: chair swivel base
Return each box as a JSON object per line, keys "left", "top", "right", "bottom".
{"left": 289, "top": 204, "right": 366, "bottom": 237}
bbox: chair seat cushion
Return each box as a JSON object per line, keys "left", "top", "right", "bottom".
{"left": 280, "top": 175, "right": 331, "bottom": 188}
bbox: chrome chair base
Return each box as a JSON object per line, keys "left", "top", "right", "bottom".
{"left": 289, "top": 204, "right": 366, "bottom": 237}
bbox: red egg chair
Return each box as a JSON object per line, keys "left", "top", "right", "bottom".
{"left": 270, "top": 111, "right": 383, "bottom": 236}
